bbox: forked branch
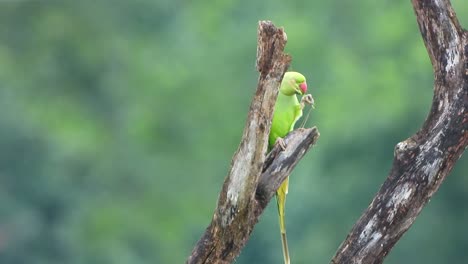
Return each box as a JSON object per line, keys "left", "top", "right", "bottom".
{"left": 187, "top": 21, "right": 320, "bottom": 264}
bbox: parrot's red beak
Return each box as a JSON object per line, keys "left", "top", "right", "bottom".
{"left": 299, "top": 82, "right": 307, "bottom": 94}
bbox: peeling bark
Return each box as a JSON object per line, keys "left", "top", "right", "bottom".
{"left": 331, "top": 1, "right": 467, "bottom": 263}
{"left": 187, "top": 21, "right": 320, "bottom": 264}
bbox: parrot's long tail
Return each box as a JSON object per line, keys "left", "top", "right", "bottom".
{"left": 281, "top": 232, "right": 290, "bottom": 264}
{"left": 276, "top": 177, "right": 290, "bottom": 264}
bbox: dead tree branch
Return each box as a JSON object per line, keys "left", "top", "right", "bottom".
{"left": 331, "top": 0, "right": 468, "bottom": 263}
{"left": 187, "top": 21, "right": 320, "bottom": 264}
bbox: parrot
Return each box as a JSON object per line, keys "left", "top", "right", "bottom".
{"left": 269, "top": 71, "right": 313, "bottom": 264}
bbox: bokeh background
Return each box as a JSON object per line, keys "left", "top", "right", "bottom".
{"left": 1, "top": 0, "right": 467, "bottom": 263}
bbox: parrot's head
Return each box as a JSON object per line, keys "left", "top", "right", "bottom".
{"left": 280, "top": 71, "right": 308, "bottom": 96}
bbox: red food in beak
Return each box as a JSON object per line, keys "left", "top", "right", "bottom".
{"left": 299, "top": 82, "right": 307, "bottom": 94}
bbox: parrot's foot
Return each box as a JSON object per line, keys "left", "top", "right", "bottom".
{"left": 275, "top": 137, "right": 287, "bottom": 151}
{"left": 300, "top": 94, "right": 315, "bottom": 109}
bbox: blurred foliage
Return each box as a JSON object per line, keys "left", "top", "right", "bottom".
{"left": 0, "top": 0, "right": 467, "bottom": 263}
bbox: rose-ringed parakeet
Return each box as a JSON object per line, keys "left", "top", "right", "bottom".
{"left": 269, "top": 71, "right": 313, "bottom": 264}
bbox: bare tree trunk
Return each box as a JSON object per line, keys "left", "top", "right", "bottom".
{"left": 186, "top": 21, "right": 320, "bottom": 264}
{"left": 331, "top": 0, "right": 467, "bottom": 263}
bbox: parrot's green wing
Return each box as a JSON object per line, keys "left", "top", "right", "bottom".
{"left": 269, "top": 72, "right": 308, "bottom": 264}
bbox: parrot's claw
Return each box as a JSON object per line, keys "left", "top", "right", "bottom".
{"left": 275, "top": 137, "right": 287, "bottom": 151}
{"left": 300, "top": 94, "right": 315, "bottom": 109}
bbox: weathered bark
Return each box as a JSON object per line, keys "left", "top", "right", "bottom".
{"left": 187, "top": 21, "right": 320, "bottom": 264}
{"left": 331, "top": 0, "right": 468, "bottom": 263}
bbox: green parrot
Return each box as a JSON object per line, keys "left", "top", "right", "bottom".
{"left": 269, "top": 71, "right": 313, "bottom": 264}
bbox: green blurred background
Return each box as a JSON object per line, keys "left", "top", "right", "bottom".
{"left": 0, "top": 1, "right": 467, "bottom": 263}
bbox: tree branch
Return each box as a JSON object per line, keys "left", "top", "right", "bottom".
{"left": 331, "top": 1, "right": 468, "bottom": 263}
{"left": 187, "top": 21, "right": 320, "bottom": 264}
{"left": 256, "top": 128, "right": 320, "bottom": 210}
